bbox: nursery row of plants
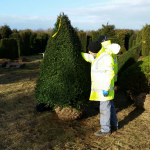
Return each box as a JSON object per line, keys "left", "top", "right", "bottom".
{"left": 1, "top": 20, "right": 150, "bottom": 60}
{"left": 0, "top": 26, "right": 49, "bottom": 59}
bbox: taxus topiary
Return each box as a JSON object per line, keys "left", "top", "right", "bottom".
{"left": 35, "top": 13, "right": 91, "bottom": 119}
{"left": 136, "top": 30, "right": 142, "bottom": 44}
{"left": 128, "top": 33, "right": 137, "bottom": 49}
{"left": 118, "top": 41, "right": 142, "bottom": 77}
{"left": 119, "top": 55, "right": 150, "bottom": 101}
{"left": 142, "top": 24, "right": 150, "bottom": 56}
{"left": 77, "top": 31, "right": 87, "bottom": 53}
{"left": 0, "top": 38, "right": 18, "bottom": 59}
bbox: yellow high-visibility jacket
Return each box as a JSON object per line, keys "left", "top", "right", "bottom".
{"left": 81, "top": 50, "right": 115, "bottom": 101}
{"left": 101, "top": 40, "right": 120, "bottom": 82}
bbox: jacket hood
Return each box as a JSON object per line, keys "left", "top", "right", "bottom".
{"left": 107, "top": 43, "right": 121, "bottom": 54}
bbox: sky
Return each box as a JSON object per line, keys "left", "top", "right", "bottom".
{"left": 0, "top": 0, "right": 150, "bottom": 31}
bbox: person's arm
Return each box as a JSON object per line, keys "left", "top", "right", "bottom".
{"left": 81, "top": 52, "right": 93, "bottom": 63}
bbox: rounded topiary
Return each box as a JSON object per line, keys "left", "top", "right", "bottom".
{"left": 135, "top": 93, "right": 150, "bottom": 110}
{"left": 35, "top": 13, "right": 91, "bottom": 120}
{"left": 119, "top": 55, "right": 150, "bottom": 101}
{"left": 118, "top": 42, "right": 142, "bottom": 76}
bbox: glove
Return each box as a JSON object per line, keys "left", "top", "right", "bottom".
{"left": 103, "top": 90, "right": 108, "bottom": 96}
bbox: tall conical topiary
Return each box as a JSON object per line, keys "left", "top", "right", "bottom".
{"left": 35, "top": 13, "right": 91, "bottom": 119}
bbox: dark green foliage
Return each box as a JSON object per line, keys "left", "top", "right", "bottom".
{"left": 118, "top": 42, "right": 142, "bottom": 77}
{"left": 16, "top": 39, "right": 21, "bottom": 58}
{"left": 136, "top": 30, "right": 142, "bottom": 44}
{"left": 132, "top": 40, "right": 136, "bottom": 47}
{"left": 30, "top": 32, "right": 37, "bottom": 54}
{"left": 9, "top": 32, "right": 20, "bottom": 39}
{"left": 115, "top": 29, "right": 126, "bottom": 47}
{"left": 119, "top": 55, "right": 150, "bottom": 96}
{"left": 0, "top": 25, "right": 12, "bottom": 39}
{"left": 34, "top": 37, "right": 42, "bottom": 54}
{"left": 18, "top": 30, "right": 49, "bottom": 56}
{"left": 77, "top": 31, "right": 87, "bottom": 53}
{"left": 19, "top": 29, "right": 32, "bottom": 56}
{"left": 0, "top": 42, "right": 5, "bottom": 58}
{"left": 9, "top": 33, "right": 21, "bottom": 57}
{"left": 109, "top": 37, "right": 119, "bottom": 44}
{"left": 101, "top": 23, "right": 115, "bottom": 37}
{"left": 124, "top": 30, "right": 134, "bottom": 50}
{"left": 91, "top": 31, "right": 100, "bottom": 42}
{"left": 118, "top": 45, "right": 126, "bottom": 55}
{"left": 12, "top": 29, "right": 19, "bottom": 33}
{"left": 35, "top": 13, "right": 91, "bottom": 110}
{"left": 142, "top": 24, "right": 150, "bottom": 56}
{"left": 0, "top": 38, "right": 18, "bottom": 59}
{"left": 115, "top": 29, "right": 133, "bottom": 53}
{"left": 86, "top": 35, "right": 92, "bottom": 52}
{"left": 36, "top": 33, "right": 49, "bottom": 53}
{"left": 129, "top": 33, "right": 137, "bottom": 49}
{"left": 30, "top": 32, "right": 49, "bottom": 54}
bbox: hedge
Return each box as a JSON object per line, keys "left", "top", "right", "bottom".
{"left": 142, "top": 24, "right": 150, "bottom": 56}
{"left": 119, "top": 55, "right": 150, "bottom": 98}
{"left": 118, "top": 42, "right": 142, "bottom": 78}
{"left": 19, "top": 30, "right": 32, "bottom": 56}
{"left": 0, "top": 38, "right": 18, "bottom": 59}
{"left": 91, "top": 30, "right": 100, "bottom": 42}
{"left": 100, "top": 24, "right": 115, "bottom": 37}
{"left": 77, "top": 31, "right": 87, "bottom": 53}
{"left": 136, "top": 30, "right": 142, "bottom": 44}
{"left": 36, "top": 33, "right": 49, "bottom": 53}
{"left": 0, "top": 25, "right": 12, "bottom": 39}
{"left": 128, "top": 33, "right": 137, "bottom": 49}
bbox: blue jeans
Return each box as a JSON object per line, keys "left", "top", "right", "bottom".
{"left": 100, "top": 100, "right": 118, "bottom": 132}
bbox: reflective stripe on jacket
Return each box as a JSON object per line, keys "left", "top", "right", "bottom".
{"left": 81, "top": 51, "right": 115, "bottom": 101}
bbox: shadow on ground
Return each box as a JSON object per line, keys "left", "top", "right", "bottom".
{"left": 79, "top": 88, "right": 144, "bottom": 130}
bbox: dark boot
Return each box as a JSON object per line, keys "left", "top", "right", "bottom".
{"left": 36, "top": 103, "right": 53, "bottom": 112}
{"left": 111, "top": 126, "right": 118, "bottom": 132}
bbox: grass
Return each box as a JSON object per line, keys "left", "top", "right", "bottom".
{"left": 0, "top": 54, "right": 150, "bottom": 150}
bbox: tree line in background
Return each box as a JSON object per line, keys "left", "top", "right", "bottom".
{"left": 0, "top": 23, "right": 150, "bottom": 59}
{"left": 0, "top": 25, "right": 53, "bottom": 59}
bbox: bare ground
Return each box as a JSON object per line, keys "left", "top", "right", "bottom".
{"left": 0, "top": 55, "right": 150, "bottom": 150}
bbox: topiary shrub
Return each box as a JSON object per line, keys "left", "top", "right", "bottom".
{"left": 142, "top": 24, "right": 150, "bottom": 56}
{"left": 118, "top": 45, "right": 126, "bottom": 55}
{"left": 0, "top": 25, "right": 12, "bottom": 39}
{"left": 101, "top": 23, "right": 115, "bottom": 37}
{"left": 0, "top": 38, "right": 18, "bottom": 59}
{"left": 19, "top": 29, "right": 32, "bottom": 56}
{"left": 36, "top": 32, "right": 49, "bottom": 53}
{"left": 77, "top": 31, "right": 87, "bottom": 53}
{"left": 124, "top": 30, "right": 135, "bottom": 51}
{"left": 128, "top": 33, "right": 137, "bottom": 49}
{"left": 119, "top": 55, "right": 150, "bottom": 101}
{"left": 35, "top": 13, "right": 91, "bottom": 120}
{"left": 136, "top": 30, "right": 142, "bottom": 44}
{"left": 9, "top": 33, "right": 21, "bottom": 58}
{"left": 118, "top": 42, "right": 142, "bottom": 77}
{"left": 91, "top": 30, "right": 101, "bottom": 42}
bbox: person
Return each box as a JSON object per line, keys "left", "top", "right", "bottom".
{"left": 81, "top": 36, "right": 120, "bottom": 136}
